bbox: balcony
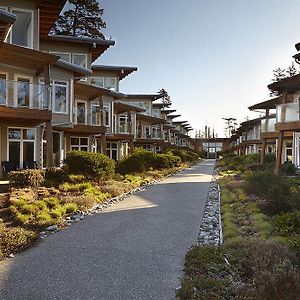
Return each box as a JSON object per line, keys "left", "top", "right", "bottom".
{"left": 0, "top": 79, "right": 51, "bottom": 125}
{"left": 275, "top": 102, "right": 300, "bottom": 131}
{"left": 261, "top": 117, "right": 276, "bottom": 132}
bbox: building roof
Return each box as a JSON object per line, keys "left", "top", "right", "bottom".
{"left": 55, "top": 59, "right": 92, "bottom": 77}
{"left": 114, "top": 101, "right": 145, "bottom": 113}
{"left": 268, "top": 74, "right": 300, "bottom": 92}
{"left": 42, "top": 35, "right": 115, "bottom": 62}
{"left": 91, "top": 65, "right": 137, "bottom": 80}
{"left": 0, "top": 42, "right": 58, "bottom": 75}
{"left": 38, "top": 0, "right": 68, "bottom": 37}
{"left": 0, "top": 9, "right": 16, "bottom": 42}
{"left": 126, "top": 94, "right": 163, "bottom": 101}
{"left": 172, "top": 121, "right": 188, "bottom": 125}
{"left": 167, "top": 114, "right": 181, "bottom": 119}
{"left": 152, "top": 103, "right": 166, "bottom": 108}
{"left": 136, "top": 114, "right": 166, "bottom": 124}
{"left": 74, "top": 81, "right": 125, "bottom": 100}
{"left": 161, "top": 109, "right": 176, "bottom": 114}
{"left": 248, "top": 97, "right": 282, "bottom": 110}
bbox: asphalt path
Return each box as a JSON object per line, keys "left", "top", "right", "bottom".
{"left": 0, "top": 159, "right": 215, "bottom": 300}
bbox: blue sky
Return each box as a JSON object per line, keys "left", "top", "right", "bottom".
{"left": 96, "top": 0, "right": 300, "bottom": 137}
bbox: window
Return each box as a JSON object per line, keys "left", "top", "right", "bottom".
{"left": 91, "top": 102, "right": 100, "bottom": 125}
{"left": 76, "top": 101, "right": 87, "bottom": 124}
{"left": 103, "top": 102, "right": 111, "bottom": 126}
{"left": 153, "top": 109, "right": 160, "bottom": 118}
{"left": 8, "top": 128, "right": 35, "bottom": 169}
{"left": 107, "top": 142, "right": 118, "bottom": 161}
{"left": 90, "top": 77, "right": 116, "bottom": 91}
{"left": 0, "top": 74, "right": 7, "bottom": 105}
{"left": 73, "top": 54, "right": 87, "bottom": 68}
{"left": 285, "top": 141, "right": 293, "bottom": 161}
{"left": 53, "top": 81, "right": 68, "bottom": 113}
{"left": 119, "top": 114, "right": 128, "bottom": 133}
{"left": 11, "top": 9, "right": 33, "bottom": 48}
{"left": 71, "top": 137, "right": 89, "bottom": 151}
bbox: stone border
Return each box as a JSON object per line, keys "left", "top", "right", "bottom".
{"left": 197, "top": 173, "right": 223, "bottom": 245}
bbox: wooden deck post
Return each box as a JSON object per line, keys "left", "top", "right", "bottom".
{"left": 274, "top": 131, "right": 284, "bottom": 175}
{"left": 260, "top": 138, "right": 266, "bottom": 164}
{"left": 46, "top": 121, "right": 53, "bottom": 168}
{"left": 129, "top": 140, "right": 134, "bottom": 155}
{"left": 101, "top": 134, "right": 107, "bottom": 155}
{"left": 128, "top": 111, "right": 132, "bottom": 134}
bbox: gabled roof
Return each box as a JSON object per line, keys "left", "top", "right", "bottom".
{"left": 268, "top": 74, "right": 300, "bottom": 92}
{"left": 41, "top": 35, "right": 115, "bottom": 62}
{"left": 38, "top": 0, "right": 67, "bottom": 38}
{"left": 248, "top": 97, "right": 281, "bottom": 110}
{"left": 126, "top": 94, "right": 163, "bottom": 101}
{"left": 0, "top": 9, "right": 16, "bottom": 42}
{"left": 91, "top": 65, "right": 137, "bottom": 80}
{"left": 0, "top": 42, "right": 58, "bottom": 75}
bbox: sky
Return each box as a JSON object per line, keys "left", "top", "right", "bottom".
{"left": 95, "top": 0, "right": 300, "bottom": 137}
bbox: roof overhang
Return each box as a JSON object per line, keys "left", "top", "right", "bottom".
{"left": 114, "top": 101, "right": 145, "bottom": 114}
{"left": 167, "top": 114, "right": 181, "bottom": 119}
{"left": 136, "top": 114, "right": 166, "bottom": 124}
{"left": 0, "top": 42, "right": 58, "bottom": 75}
{"left": 38, "top": 0, "right": 67, "bottom": 38}
{"left": 268, "top": 74, "right": 300, "bottom": 92}
{"left": 75, "top": 81, "right": 125, "bottom": 100}
{"left": 91, "top": 65, "right": 137, "bottom": 80}
{"left": 248, "top": 97, "right": 282, "bottom": 110}
{"left": 41, "top": 35, "right": 115, "bottom": 62}
{"left": 126, "top": 94, "right": 163, "bottom": 101}
{"left": 161, "top": 109, "right": 176, "bottom": 114}
{"left": 55, "top": 59, "right": 92, "bottom": 77}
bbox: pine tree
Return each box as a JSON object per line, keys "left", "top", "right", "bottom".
{"left": 286, "top": 62, "right": 298, "bottom": 77}
{"left": 272, "top": 67, "right": 286, "bottom": 82}
{"left": 52, "top": 0, "right": 106, "bottom": 39}
{"left": 158, "top": 88, "right": 172, "bottom": 107}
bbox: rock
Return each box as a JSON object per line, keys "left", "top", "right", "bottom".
{"left": 45, "top": 225, "right": 58, "bottom": 232}
{"left": 8, "top": 254, "right": 15, "bottom": 258}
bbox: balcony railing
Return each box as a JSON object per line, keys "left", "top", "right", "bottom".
{"left": 276, "top": 102, "right": 300, "bottom": 123}
{"left": 0, "top": 79, "right": 51, "bottom": 110}
{"left": 261, "top": 117, "right": 276, "bottom": 132}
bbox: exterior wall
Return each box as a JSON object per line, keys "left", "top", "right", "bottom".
{"left": 40, "top": 41, "right": 92, "bottom": 69}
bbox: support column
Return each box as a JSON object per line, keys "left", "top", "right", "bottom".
{"left": 128, "top": 112, "right": 132, "bottom": 134}
{"left": 274, "top": 131, "right": 284, "bottom": 175}
{"left": 101, "top": 134, "right": 107, "bottom": 155}
{"left": 99, "top": 95, "right": 103, "bottom": 126}
{"left": 46, "top": 121, "right": 53, "bottom": 168}
{"left": 129, "top": 140, "right": 134, "bottom": 155}
{"left": 260, "top": 138, "right": 266, "bottom": 164}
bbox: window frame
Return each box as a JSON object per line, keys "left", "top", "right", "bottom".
{"left": 73, "top": 53, "right": 88, "bottom": 69}
{"left": 70, "top": 136, "right": 89, "bottom": 152}
{"left": 52, "top": 80, "right": 69, "bottom": 114}
{"left": 0, "top": 72, "right": 8, "bottom": 106}
{"left": 75, "top": 100, "right": 88, "bottom": 125}
{"left": 50, "top": 52, "right": 71, "bottom": 63}
{"left": 13, "top": 74, "right": 33, "bottom": 108}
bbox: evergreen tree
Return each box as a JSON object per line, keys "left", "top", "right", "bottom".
{"left": 158, "top": 88, "right": 172, "bottom": 107}
{"left": 52, "top": 0, "right": 106, "bottom": 39}
{"left": 286, "top": 62, "right": 298, "bottom": 77}
{"left": 272, "top": 67, "right": 286, "bottom": 82}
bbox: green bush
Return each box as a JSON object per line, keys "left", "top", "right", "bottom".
{"left": 273, "top": 211, "right": 300, "bottom": 236}
{"left": 280, "top": 161, "right": 296, "bottom": 176}
{"left": 8, "top": 169, "right": 45, "bottom": 188}
{"left": 116, "top": 148, "right": 181, "bottom": 174}
{"left": 45, "top": 168, "right": 68, "bottom": 186}
{"left": 264, "top": 153, "right": 276, "bottom": 163}
{"left": 165, "top": 148, "right": 199, "bottom": 163}
{"left": 64, "top": 151, "right": 115, "bottom": 180}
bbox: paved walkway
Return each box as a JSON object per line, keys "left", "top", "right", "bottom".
{"left": 0, "top": 160, "right": 215, "bottom": 300}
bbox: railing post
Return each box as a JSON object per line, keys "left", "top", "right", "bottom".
{"left": 46, "top": 120, "right": 53, "bottom": 168}
{"left": 274, "top": 131, "right": 284, "bottom": 175}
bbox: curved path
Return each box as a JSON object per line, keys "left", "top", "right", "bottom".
{"left": 0, "top": 160, "right": 215, "bottom": 300}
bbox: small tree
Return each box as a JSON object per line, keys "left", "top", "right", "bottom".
{"left": 52, "top": 0, "right": 106, "bottom": 39}
{"left": 158, "top": 88, "right": 172, "bottom": 107}
{"left": 286, "top": 62, "right": 298, "bottom": 77}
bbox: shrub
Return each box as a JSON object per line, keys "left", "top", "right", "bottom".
{"left": 8, "top": 169, "right": 45, "bottom": 188}
{"left": 45, "top": 168, "right": 68, "bottom": 186}
{"left": 63, "top": 203, "right": 78, "bottom": 214}
{"left": 61, "top": 195, "right": 95, "bottom": 210}
{"left": 0, "top": 223, "right": 37, "bottom": 257}
{"left": 280, "top": 161, "right": 296, "bottom": 176}
{"left": 59, "top": 182, "right": 91, "bottom": 193}
{"left": 83, "top": 185, "right": 110, "bottom": 203}
{"left": 273, "top": 211, "right": 300, "bottom": 236}
{"left": 64, "top": 151, "right": 115, "bottom": 180}
{"left": 264, "top": 153, "right": 276, "bottom": 163}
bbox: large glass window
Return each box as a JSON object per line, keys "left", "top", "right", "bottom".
{"left": 71, "top": 137, "right": 88, "bottom": 151}
{"left": 8, "top": 128, "right": 35, "bottom": 169}
{"left": 107, "top": 142, "right": 118, "bottom": 161}
{"left": 76, "top": 101, "right": 87, "bottom": 124}
{"left": 90, "top": 77, "right": 117, "bottom": 91}
{"left": 0, "top": 74, "right": 7, "bottom": 105}
{"left": 91, "top": 102, "right": 100, "bottom": 125}
{"left": 73, "top": 54, "right": 87, "bottom": 68}
{"left": 53, "top": 81, "right": 67, "bottom": 113}
{"left": 286, "top": 141, "right": 293, "bottom": 161}
{"left": 11, "top": 10, "right": 33, "bottom": 48}
{"left": 103, "top": 102, "right": 110, "bottom": 126}
{"left": 51, "top": 52, "right": 71, "bottom": 63}
{"left": 17, "top": 78, "right": 30, "bottom": 107}
{"left": 119, "top": 114, "right": 128, "bottom": 133}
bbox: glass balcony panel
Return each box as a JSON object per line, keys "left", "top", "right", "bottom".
{"left": 276, "top": 102, "right": 300, "bottom": 123}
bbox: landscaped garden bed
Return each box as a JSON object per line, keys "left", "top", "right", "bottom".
{"left": 177, "top": 153, "right": 300, "bottom": 299}
{"left": 0, "top": 148, "right": 201, "bottom": 260}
